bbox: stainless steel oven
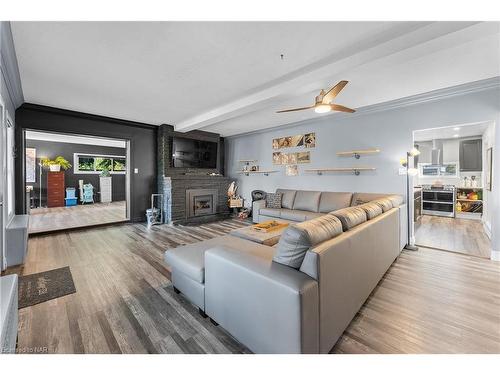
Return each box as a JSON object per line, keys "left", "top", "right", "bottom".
{"left": 421, "top": 185, "right": 455, "bottom": 218}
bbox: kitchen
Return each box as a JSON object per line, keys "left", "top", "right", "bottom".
{"left": 413, "top": 122, "right": 494, "bottom": 258}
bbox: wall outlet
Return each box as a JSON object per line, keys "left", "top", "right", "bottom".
{"left": 134, "top": 168, "right": 139, "bottom": 174}
{"left": 398, "top": 167, "right": 407, "bottom": 175}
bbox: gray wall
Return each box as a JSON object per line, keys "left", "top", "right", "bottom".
{"left": 226, "top": 79, "right": 500, "bottom": 259}
{"left": 25, "top": 139, "right": 126, "bottom": 206}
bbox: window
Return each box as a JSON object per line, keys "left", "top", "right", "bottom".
{"left": 74, "top": 153, "right": 126, "bottom": 174}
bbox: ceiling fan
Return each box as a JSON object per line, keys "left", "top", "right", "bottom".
{"left": 276, "top": 80, "right": 355, "bottom": 114}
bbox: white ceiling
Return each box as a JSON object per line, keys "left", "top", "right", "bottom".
{"left": 25, "top": 130, "right": 126, "bottom": 148}
{"left": 413, "top": 122, "right": 492, "bottom": 142}
{"left": 11, "top": 21, "right": 500, "bottom": 136}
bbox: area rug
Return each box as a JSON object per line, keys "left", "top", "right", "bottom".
{"left": 18, "top": 266, "right": 76, "bottom": 309}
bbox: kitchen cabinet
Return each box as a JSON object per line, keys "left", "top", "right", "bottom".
{"left": 459, "top": 139, "right": 482, "bottom": 172}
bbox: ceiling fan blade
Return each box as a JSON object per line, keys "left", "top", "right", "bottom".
{"left": 276, "top": 106, "right": 314, "bottom": 113}
{"left": 322, "top": 80, "right": 348, "bottom": 104}
{"left": 331, "top": 104, "right": 356, "bottom": 113}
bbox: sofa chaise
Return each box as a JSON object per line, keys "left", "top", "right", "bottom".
{"left": 164, "top": 189, "right": 405, "bottom": 353}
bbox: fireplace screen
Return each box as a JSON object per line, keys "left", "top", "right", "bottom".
{"left": 186, "top": 189, "right": 218, "bottom": 218}
{"left": 194, "top": 195, "right": 213, "bottom": 216}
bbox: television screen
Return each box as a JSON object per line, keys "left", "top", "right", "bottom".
{"left": 172, "top": 137, "right": 218, "bottom": 169}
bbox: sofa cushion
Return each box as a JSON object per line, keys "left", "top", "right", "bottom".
{"left": 350, "top": 192, "right": 390, "bottom": 206}
{"left": 318, "top": 192, "right": 353, "bottom": 213}
{"left": 259, "top": 207, "right": 281, "bottom": 218}
{"left": 273, "top": 214, "right": 343, "bottom": 269}
{"left": 386, "top": 194, "right": 404, "bottom": 207}
{"left": 164, "top": 235, "right": 274, "bottom": 283}
{"left": 292, "top": 190, "right": 321, "bottom": 212}
{"left": 276, "top": 189, "right": 297, "bottom": 209}
{"left": 357, "top": 202, "right": 383, "bottom": 220}
{"left": 280, "top": 209, "right": 324, "bottom": 222}
{"left": 265, "top": 193, "right": 282, "bottom": 209}
{"left": 372, "top": 198, "right": 393, "bottom": 212}
{"left": 330, "top": 206, "right": 367, "bottom": 231}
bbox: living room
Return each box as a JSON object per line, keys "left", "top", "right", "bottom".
{"left": 1, "top": 1, "right": 500, "bottom": 373}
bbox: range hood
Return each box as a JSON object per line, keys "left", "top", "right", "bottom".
{"left": 430, "top": 139, "right": 443, "bottom": 165}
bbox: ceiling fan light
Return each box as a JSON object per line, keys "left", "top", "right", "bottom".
{"left": 314, "top": 104, "right": 331, "bottom": 114}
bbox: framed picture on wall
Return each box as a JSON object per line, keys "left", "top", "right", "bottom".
{"left": 486, "top": 147, "right": 493, "bottom": 191}
{"left": 26, "top": 148, "right": 36, "bottom": 183}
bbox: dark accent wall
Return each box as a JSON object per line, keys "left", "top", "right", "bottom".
{"left": 15, "top": 104, "right": 157, "bottom": 222}
{"left": 25, "top": 139, "right": 126, "bottom": 206}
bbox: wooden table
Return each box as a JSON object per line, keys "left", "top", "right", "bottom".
{"left": 229, "top": 221, "right": 288, "bottom": 246}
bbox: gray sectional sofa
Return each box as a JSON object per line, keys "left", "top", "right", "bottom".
{"left": 164, "top": 189, "right": 406, "bottom": 353}
{"left": 253, "top": 188, "right": 398, "bottom": 223}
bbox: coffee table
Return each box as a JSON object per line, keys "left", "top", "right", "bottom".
{"left": 230, "top": 221, "right": 289, "bottom": 246}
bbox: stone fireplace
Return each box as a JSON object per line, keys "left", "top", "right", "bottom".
{"left": 158, "top": 124, "right": 232, "bottom": 224}
{"left": 186, "top": 189, "right": 218, "bottom": 218}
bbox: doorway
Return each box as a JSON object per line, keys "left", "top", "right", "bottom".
{"left": 412, "top": 121, "right": 494, "bottom": 258}
{"left": 23, "top": 130, "right": 131, "bottom": 233}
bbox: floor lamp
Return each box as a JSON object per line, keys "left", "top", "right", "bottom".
{"left": 401, "top": 147, "right": 420, "bottom": 251}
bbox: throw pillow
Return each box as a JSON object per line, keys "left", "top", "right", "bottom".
{"left": 265, "top": 193, "right": 282, "bottom": 209}
{"left": 273, "top": 214, "right": 343, "bottom": 269}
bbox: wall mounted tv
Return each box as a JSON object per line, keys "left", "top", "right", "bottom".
{"left": 172, "top": 137, "right": 218, "bottom": 169}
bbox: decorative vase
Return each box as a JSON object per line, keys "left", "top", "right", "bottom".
{"left": 49, "top": 164, "right": 61, "bottom": 172}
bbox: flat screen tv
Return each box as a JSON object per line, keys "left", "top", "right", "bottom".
{"left": 172, "top": 137, "right": 218, "bottom": 169}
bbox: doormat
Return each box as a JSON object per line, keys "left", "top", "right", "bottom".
{"left": 18, "top": 266, "right": 76, "bottom": 309}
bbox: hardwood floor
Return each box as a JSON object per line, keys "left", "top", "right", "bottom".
{"left": 415, "top": 215, "right": 491, "bottom": 258}
{"left": 5, "top": 219, "right": 500, "bottom": 354}
{"left": 332, "top": 246, "right": 500, "bottom": 353}
{"left": 29, "top": 201, "right": 127, "bottom": 234}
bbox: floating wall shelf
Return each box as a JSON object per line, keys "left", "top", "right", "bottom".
{"left": 305, "top": 167, "right": 376, "bottom": 176}
{"left": 337, "top": 149, "right": 380, "bottom": 159}
{"left": 238, "top": 159, "right": 258, "bottom": 165}
{"left": 238, "top": 170, "right": 278, "bottom": 176}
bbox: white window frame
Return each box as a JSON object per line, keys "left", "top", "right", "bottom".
{"left": 6, "top": 113, "right": 15, "bottom": 220}
{"left": 73, "top": 153, "right": 126, "bottom": 175}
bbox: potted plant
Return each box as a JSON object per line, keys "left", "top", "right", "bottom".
{"left": 100, "top": 166, "right": 111, "bottom": 177}
{"left": 40, "top": 156, "right": 72, "bottom": 172}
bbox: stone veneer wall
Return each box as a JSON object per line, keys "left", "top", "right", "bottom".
{"left": 157, "top": 124, "right": 230, "bottom": 223}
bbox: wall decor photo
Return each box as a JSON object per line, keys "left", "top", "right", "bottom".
{"left": 272, "top": 138, "right": 280, "bottom": 149}
{"left": 272, "top": 132, "right": 314, "bottom": 150}
{"left": 297, "top": 151, "right": 310, "bottom": 164}
{"left": 304, "top": 133, "right": 316, "bottom": 148}
{"left": 273, "top": 152, "right": 282, "bottom": 164}
{"left": 486, "top": 147, "right": 493, "bottom": 191}
{"left": 26, "top": 148, "right": 36, "bottom": 183}
{"left": 282, "top": 153, "right": 297, "bottom": 165}
{"left": 285, "top": 165, "right": 298, "bottom": 176}
{"left": 290, "top": 134, "right": 304, "bottom": 147}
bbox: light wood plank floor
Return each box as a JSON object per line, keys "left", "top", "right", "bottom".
{"left": 29, "top": 201, "right": 127, "bottom": 234}
{"left": 5, "top": 220, "right": 500, "bottom": 354}
{"left": 415, "top": 215, "right": 491, "bottom": 258}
